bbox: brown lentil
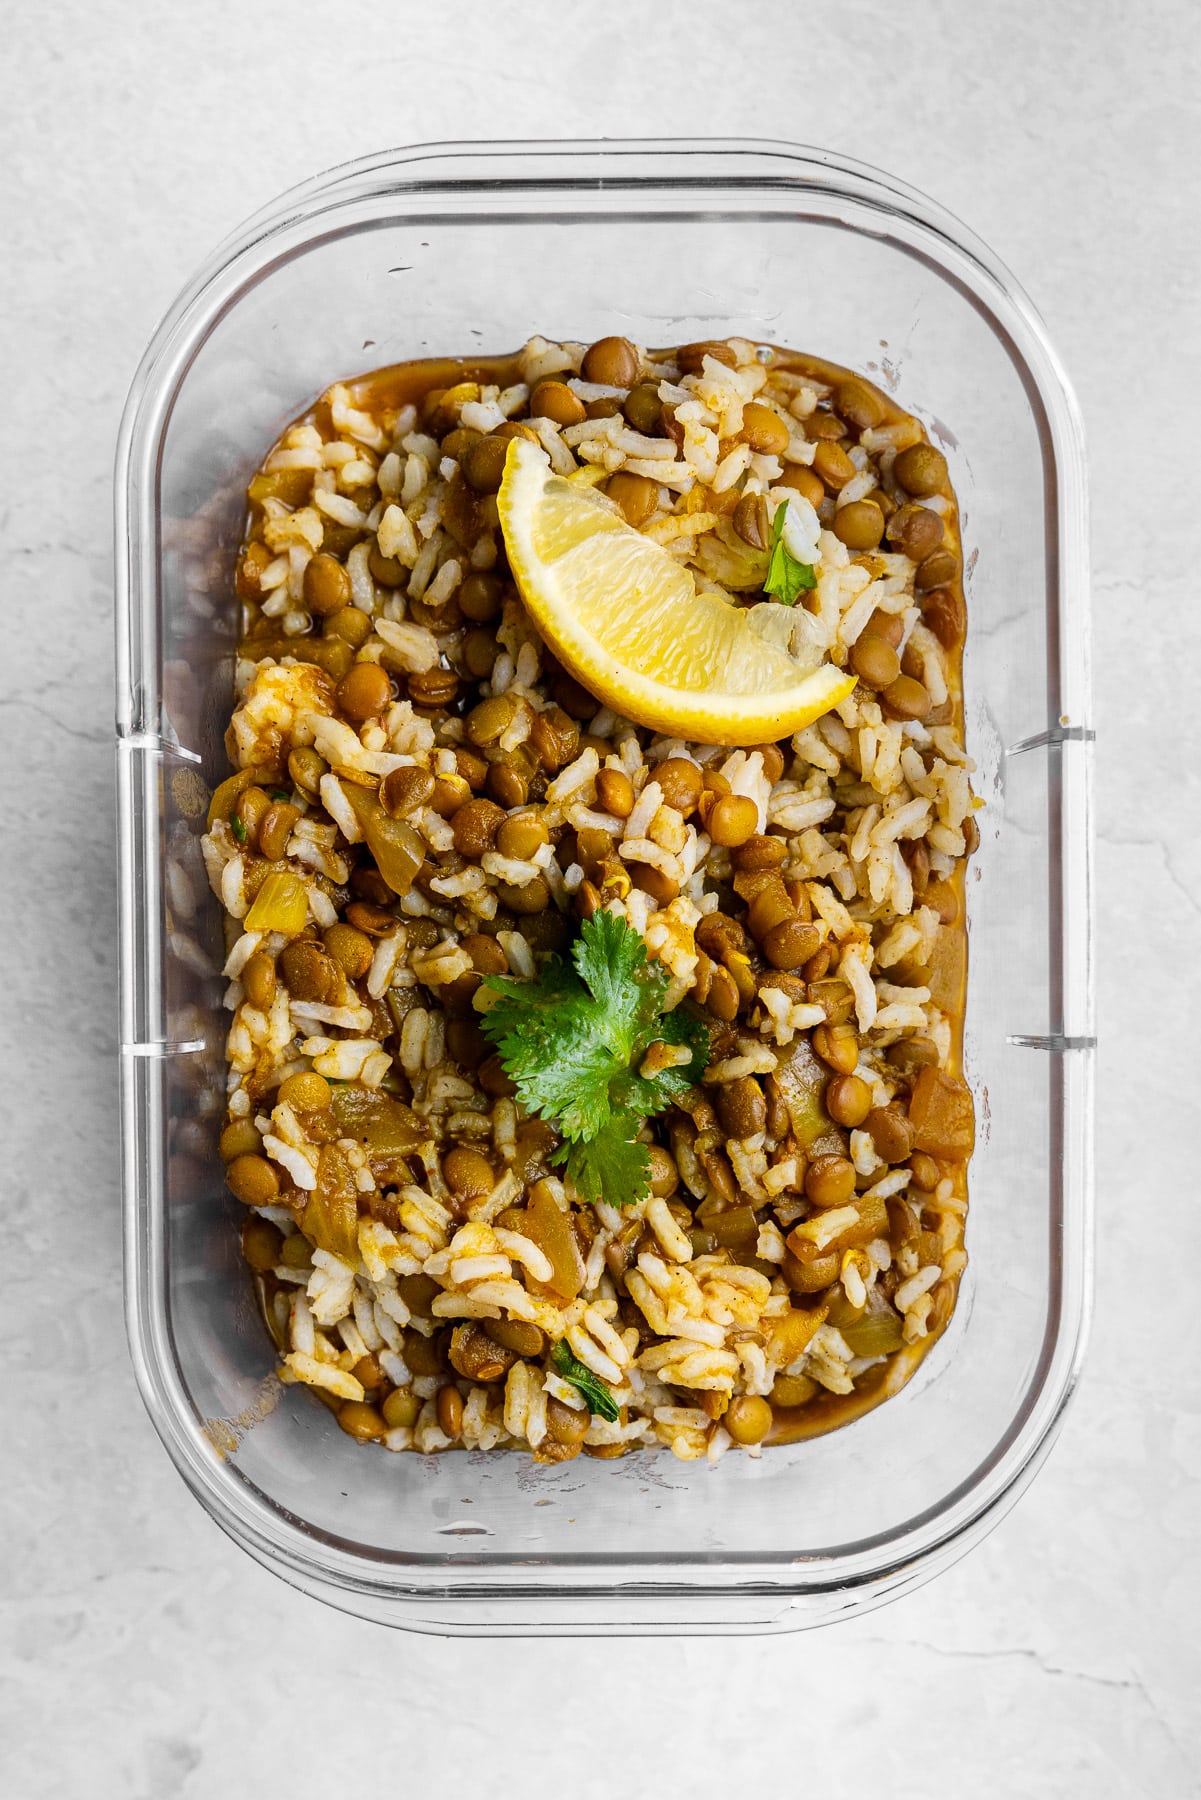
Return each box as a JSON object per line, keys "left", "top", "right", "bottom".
{"left": 486, "top": 764, "right": 530, "bottom": 810}
{"left": 304, "top": 552, "right": 352, "bottom": 616}
{"left": 834, "top": 377, "right": 885, "bottom": 431}
{"left": 622, "top": 381, "right": 663, "bottom": 435}
{"left": 805, "top": 1155, "right": 858, "bottom": 1209}
{"left": 382, "top": 1389, "right": 420, "bottom": 1430}
{"left": 345, "top": 898, "right": 399, "bottom": 936}
{"left": 813, "top": 1021, "right": 860, "bottom": 1074}
{"left": 865, "top": 607, "right": 905, "bottom": 648}
{"left": 486, "top": 1318, "right": 547, "bottom": 1359}
{"left": 834, "top": 498, "right": 885, "bottom": 551}
{"left": 916, "top": 547, "right": 960, "bottom": 591}
{"left": 747, "top": 882, "right": 795, "bottom": 940}
{"left": 463, "top": 433, "right": 511, "bottom": 494}
{"left": 241, "top": 1216, "right": 283, "bottom": 1273}
{"left": 337, "top": 1402, "right": 387, "bottom": 1443}
{"left": 257, "top": 800, "right": 300, "bottom": 862}
{"left": 779, "top": 463, "right": 825, "bottom": 507}
{"left": 466, "top": 694, "right": 517, "bottom": 746}
{"left": 802, "top": 943, "right": 833, "bottom": 983}
{"left": 596, "top": 767, "right": 635, "bottom": 818}
{"left": 322, "top": 923, "right": 374, "bottom": 980}
{"left": 867, "top": 1107, "right": 916, "bottom": 1164}
{"left": 825, "top": 1073, "right": 872, "bottom": 1129}
{"left": 279, "top": 939, "right": 338, "bottom": 1003}
{"left": 676, "top": 340, "right": 738, "bottom": 374}
{"left": 890, "top": 503, "right": 944, "bottom": 562}
{"left": 850, "top": 633, "right": 901, "bottom": 690}
{"left": 582, "top": 335, "right": 639, "bottom": 386}
{"left": 607, "top": 470, "right": 659, "bottom": 527}
{"left": 326, "top": 606, "right": 372, "bottom": 648}
{"left": 732, "top": 833, "right": 787, "bottom": 873}
{"left": 733, "top": 491, "right": 770, "bottom": 549}
{"left": 235, "top": 785, "right": 271, "bottom": 840}
{"left": 813, "top": 439, "right": 857, "bottom": 490}
{"left": 287, "top": 746, "right": 327, "bottom": 796}
{"left": 220, "top": 1119, "right": 262, "bottom": 1163}
{"left": 443, "top": 1147, "right": 496, "bottom": 1202}
{"left": 367, "top": 545, "right": 406, "bottom": 588}
{"left": 277, "top": 1071, "right": 332, "bottom": 1111}
{"left": 458, "top": 571, "right": 503, "bottom": 621}
{"left": 236, "top": 541, "right": 271, "bottom": 601}
{"left": 495, "top": 874, "right": 550, "bottom": 914}
{"left": 646, "top": 1145, "right": 680, "bottom": 1198}
{"left": 408, "top": 666, "right": 460, "bottom": 709}
{"left": 241, "top": 951, "right": 276, "bottom": 1011}
{"left": 461, "top": 932, "right": 508, "bottom": 977}
{"left": 756, "top": 743, "right": 787, "bottom": 783}
{"left": 655, "top": 757, "right": 703, "bottom": 814}
{"left": 725, "top": 1395, "right": 773, "bottom": 1445}
{"left": 352, "top": 1354, "right": 383, "bottom": 1394}
{"left": 226, "top": 1153, "right": 280, "bottom": 1206}
{"left": 496, "top": 814, "right": 549, "bottom": 860}
{"left": 909, "top": 1151, "right": 942, "bottom": 1191}
{"left": 922, "top": 586, "right": 967, "bottom": 651}
{"left": 715, "top": 1077, "right": 767, "bottom": 1139}
{"left": 763, "top": 918, "right": 821, "bottom": 970}
{"left": 428, "top": 774, "right": 469, "bottom": 818}
{"left": 436, "top": 1385, "right": 464, "bottom": 1439}
{"left": 379, "top": 765, "right": 435, "bottom": 818}
{"left": 546, "top": 1397, "right": 590, "bottom": 1446}
{"left": 529, "top": 379, "right": 586, "bottom": 426}
{"left": 451, "top": 797, "right": 506, "bottom": 858}
{"left": 460, "top": 629, "right": 500, "bottom": 680}
{"left": 707, "top": 793, "right": 759, "bottom": 848}
{"left": 741, "top": 402, "right": 790, "bottom": 456}
{"left": 404, "top": 1329, "right": 447, "bottom": 1377}
{"left": 881, "top": 674, "right": 932, "bottom": 721}
{"left": 894, "top": 441, "right": 948, "bottom": 497}
{"left": 806, "top": 411, "right": 848, "bottom": 441}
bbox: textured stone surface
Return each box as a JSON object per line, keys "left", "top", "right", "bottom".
{"left": 2, "top": 2, "right": 1198, "bottom": 1795}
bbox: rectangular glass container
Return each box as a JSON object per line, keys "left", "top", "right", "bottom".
{"left": 115, "top": 139, "right": 1093, "bottom": 1634}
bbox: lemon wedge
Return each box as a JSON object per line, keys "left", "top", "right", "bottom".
{"left": 497, "top": 440, "right": 856, "bottom": 745}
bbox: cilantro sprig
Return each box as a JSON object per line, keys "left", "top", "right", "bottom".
{"left": 551, "top": 1341, "right": 620, "bottom": 1421}
{"left": 763, "top": 501, "right": 817, "bottom": 606}
{"left": 479, "top": 911, "right": 709, "bottom": 1207}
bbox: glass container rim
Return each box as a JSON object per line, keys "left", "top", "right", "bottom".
{"left": 115, "top": 136, "right": 1093, "bottom": 1623}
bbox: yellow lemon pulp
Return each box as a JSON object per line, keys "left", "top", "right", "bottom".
{"left": 497, "top": 439, "right": 856, "bottom": 746}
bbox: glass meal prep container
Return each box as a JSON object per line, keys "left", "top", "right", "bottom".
{"left": 115, "top": 139, "right": 1093, "bottom": 1635}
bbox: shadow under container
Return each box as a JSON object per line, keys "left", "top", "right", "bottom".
{"left": 116, "top": 139, "right": 1093, "bottom": 1634}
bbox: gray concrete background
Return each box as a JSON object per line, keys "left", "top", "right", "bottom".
{"left": 2, "top": 2, "right": 1197, "bottom": 1794}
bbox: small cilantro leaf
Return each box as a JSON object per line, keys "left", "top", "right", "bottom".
{"left": 480, "top": 912, "right": 711, "bottom": 1206}
{"left": 230, "top": 815, "right": 248, "bottom": 844}
{"left": 764, "top": 501, "right": 817, "bottom": 606}
{"left": 554, "top": 1113, "right": 650, "bottom": 1208}
{"left": 611, "top": 1005, "right": 711, "bottom": 1122}
{"left": 571, "top": 906, "right": 649, "bottom": 1027}
{"left": 550, "top": 1340, "right": 620, "bottom": 1421}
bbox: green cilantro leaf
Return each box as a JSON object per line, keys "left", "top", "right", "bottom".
{"left": 230, "top": 815, "right": 248, "bottom": 844}
{"left": 554, "top": 1113, "right": 650, "bottom": 1208}
{"left": 550, "top": 1340, "right": 620, "bottom": 1421}
{"left": 270, "top": 788, "right": 291, "bottom": 802}
{"left": 480, "top": 912, "right": 710, "bottom": 1206}
{"left": 764, "top": 501, "right": 817, "bottom": 606}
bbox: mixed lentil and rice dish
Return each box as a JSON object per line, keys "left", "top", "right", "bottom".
{"left": 203, "top": 333, "right": 977, "bottom": 1463}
